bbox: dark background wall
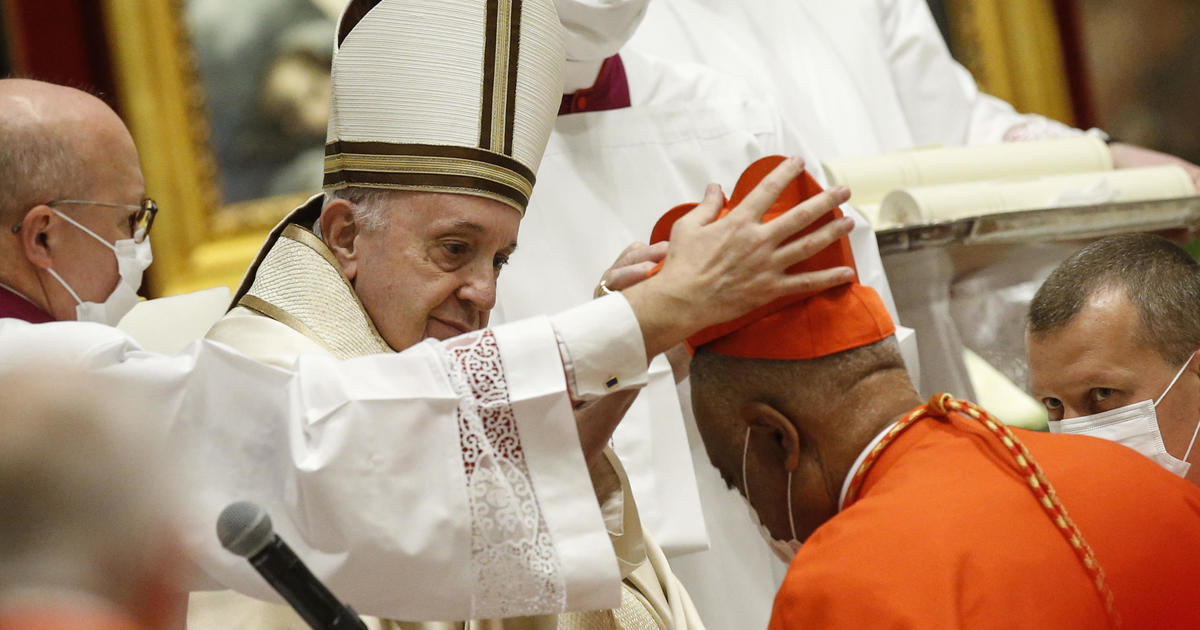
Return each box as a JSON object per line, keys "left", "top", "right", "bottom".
{"left": 0, "top": 8, "right": 11, "bottom": 76}
{"left": 1076, "top": 0, "right": 1200, "bottom": 165}
{"left": 0, "top": 0, "right": 116, "bottom": 108}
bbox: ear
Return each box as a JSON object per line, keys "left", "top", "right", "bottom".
{"left": 18, "top": 205, "right": 55, "bottom": 269}
{"left": 739, "top": 400, "right": 802, "bottom": 473}
{"left": 320, "top": 199, "right": 360, "bottom": 281}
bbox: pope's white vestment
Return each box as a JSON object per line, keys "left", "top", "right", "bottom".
{"left": 493, "top": 48, "right": 911, "bottom": 630}
{"left": 0, "top": 283, "right": 654, "bottom": 622}
{"left": 185, "top": 199, "right": 705, "bottom": 629}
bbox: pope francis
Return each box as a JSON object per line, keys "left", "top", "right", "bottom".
{"left": 185, "top": 0, "right": 854, "bottom": 628}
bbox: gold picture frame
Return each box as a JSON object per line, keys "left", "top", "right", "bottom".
{"left": 946, "top": 0, "right": 1075, "bottom": 125}
{"left": 102, "top": 0, "right": 316, "bottom": 297}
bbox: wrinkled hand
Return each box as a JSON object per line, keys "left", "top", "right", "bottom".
{"left": 599, "top": 246, "right": 698, "bottom": 383}
{"left": 595, "top": 241, "right": 669, "bottom": 296}
{"left": 623, "top": 157, "right": 856, "bottom": 360}
{"left": 1110, "top": 142, "right": 1200, "bottom": 192}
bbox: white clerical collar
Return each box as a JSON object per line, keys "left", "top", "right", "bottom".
{"left": 837, "top": 421, "right": 899, "bottom": 511}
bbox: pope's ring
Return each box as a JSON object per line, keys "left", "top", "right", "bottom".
{"left": 594, "top": 279, "right": 615, "bottom": 299}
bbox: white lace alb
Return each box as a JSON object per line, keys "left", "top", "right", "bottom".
{"left": 441, "top": 329, "right": 566, "bottom": 618}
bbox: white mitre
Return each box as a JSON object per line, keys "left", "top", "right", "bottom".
{"left": 323, "top": 0, "right": 566, "bottom": 214}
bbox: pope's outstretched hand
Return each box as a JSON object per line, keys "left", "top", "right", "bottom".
{"left": 622, "top": 156, "right": 856, "bottom": 360}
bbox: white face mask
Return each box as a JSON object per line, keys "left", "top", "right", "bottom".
{"left": 741, "top": 427, "right": 803, "bottom": 563}
{"left": 1048, "top": 352, "right": 1200, "bottom": 477}
{"left": 556, "top": 0, "right": 651, "bottom": 62}
{"left": 44, "top": 209, "right": 153, "bottom": 326}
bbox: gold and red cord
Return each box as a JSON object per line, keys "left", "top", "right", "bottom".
{"left": 843, "top": 393, "right": 1120, "bottom": 628}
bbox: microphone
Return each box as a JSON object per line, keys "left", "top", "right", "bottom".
{"left": 217, "top": 501, "right": 368, "bottom": 630}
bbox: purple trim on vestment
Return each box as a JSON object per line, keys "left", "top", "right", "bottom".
{"left": 559, "top": 55, "right": 631, "bottom": 116}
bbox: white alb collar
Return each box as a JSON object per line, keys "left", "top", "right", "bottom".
{"left": 837, "top": 421, "right": 898, "bottom": 511}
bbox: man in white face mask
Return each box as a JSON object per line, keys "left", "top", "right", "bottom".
{"left": 1028, "top": 233, "right": 1200, "bottom": 486}
{"left": 0, "top": 79, "right": 154, "bottom": 326}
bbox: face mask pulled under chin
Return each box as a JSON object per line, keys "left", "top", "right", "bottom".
{"left": 1048, "top": 353, "right": 1200, "bottom": 477}
{"left": 556, "top": 0, "right": 651, "bottom": 62}
{"left": 44, "top": 210, "right": 153, "bottom": 326}
{"left": 742, "top": 427, "right": 804, "bottom": 564}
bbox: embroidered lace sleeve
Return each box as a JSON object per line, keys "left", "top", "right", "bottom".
{"left": 0, "top": 315, "right": 624, "bottom": 620}
{"left": 430, "top": 298, "right": 647, "bottom": 616}
{"left": 437, "top": 329, "right": 567, "bottom": 618}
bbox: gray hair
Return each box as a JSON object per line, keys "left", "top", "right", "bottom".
{"left": 1029, "top": 234, "right": 1200, "bottom": 366}
{"left": 0, "top": 105, "right": 90, "bottom": 225}
{"left": 323, "top": 186, "right": 396, "bottom": 232}
{"left": 692, "top": 336, "right": 907, "bottom": 420}
{"left": 0, "top": 366, "right": 176, "bottom": 608}
{"left": 689, "top": 336, "right": 908, "bottom": 490}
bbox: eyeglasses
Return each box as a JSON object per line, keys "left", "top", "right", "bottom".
{"left": 10, "top": 198, "right": 159, "bottom": 244}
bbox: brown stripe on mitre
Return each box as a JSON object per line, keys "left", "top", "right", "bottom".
{"left": 478, "top": 0, "right": 521, "bottom": 155}
{"left": 323, "top": 142, "right": 534, "bottom": 213}
{"left": 479, "top": 0, "right": 499, "bottom": 151}
{"left": 503, "top": 0, "right": 522, "bottom": 155}
{"left": 323, "top": 141, "right": 535, "bottom": 183}
{"left": 324, "top": 170, "right": 529, "bottom": 214}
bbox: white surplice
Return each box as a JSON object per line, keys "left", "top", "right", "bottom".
{"left": 628, "top": 0, "right": 1077, "bottom": 160}
{"left": 0, "top": 288, "right": 650, "bottom": 621}
{"left": 493, "top": 48, "right": 915, "bottom": 630}
{"left": 629, "top": 0, "right": 1081, "bottom": 399}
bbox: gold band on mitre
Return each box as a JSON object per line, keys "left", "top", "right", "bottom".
{"left": 322, "top": 141, "right": 536, "bottom": 214}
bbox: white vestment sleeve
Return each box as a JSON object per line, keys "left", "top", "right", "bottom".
{"left": 879, "top": 0, "right": 1078, "bottom": 148}
{"left": 0, "top": 316, "right": 627, "bottom": 620}
{"left": 550, "top": 292, "right": 648, "bottom": 400}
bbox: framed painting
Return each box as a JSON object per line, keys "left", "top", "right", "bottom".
{"left": 943, "top": 0, "right": 1076, "bottom": 125}
{"left": 102, "top": 0, "right": 340, "bottom": 296}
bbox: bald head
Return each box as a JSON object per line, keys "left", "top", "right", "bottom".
{"left": 688, "top": 337, "right": 918, "bottom": 543}
{"left": 0, "top": 79, "right": 139, "bottom": 224}
{"left": 691, "top": 336, "right": 911, "bottom": 438}
{"left": 0, "top": 80, "right": 146, "bottom": 319}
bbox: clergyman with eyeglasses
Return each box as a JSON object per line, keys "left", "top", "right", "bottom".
{"left": 1, "top": 79, "right": 156, "bottom": 325}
